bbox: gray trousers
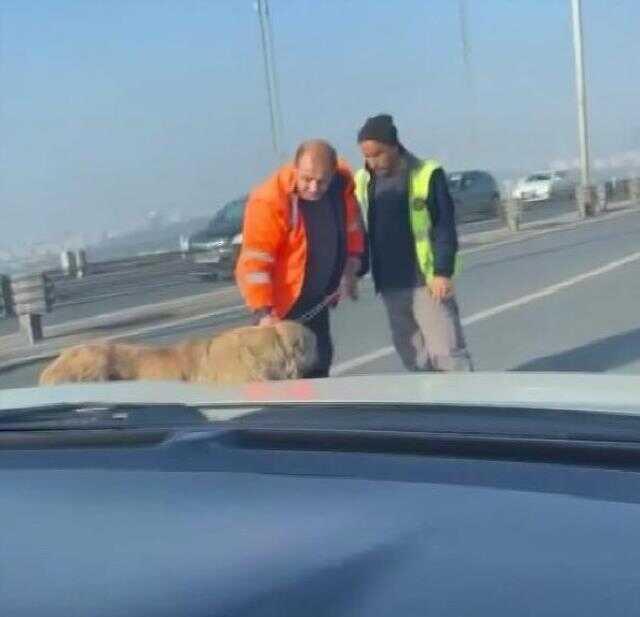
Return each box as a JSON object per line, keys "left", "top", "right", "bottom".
{"left": 381, "top": 286, "right": 473, "bottom": 372}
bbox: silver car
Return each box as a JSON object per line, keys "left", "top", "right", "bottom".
{"left": 512, "top": 171, "right": 576, "bottom": 203}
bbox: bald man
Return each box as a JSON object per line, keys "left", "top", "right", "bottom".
{"left": 235, "top": 140, "right": 366, "bottom": 378}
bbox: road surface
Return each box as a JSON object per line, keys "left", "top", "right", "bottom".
{"left": 0, "top": 198, "right": 577, "bottom": 340}
{"left": 2, "top": 204, "right": 639, "bottom": 390}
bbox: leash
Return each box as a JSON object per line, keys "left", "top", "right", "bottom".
{"left": 294, "top": 290, "right": 342, "bottom": 324}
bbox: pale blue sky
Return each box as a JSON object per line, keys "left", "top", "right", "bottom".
{"left": 1, "top": 1, "right": 639, "bottom": 246}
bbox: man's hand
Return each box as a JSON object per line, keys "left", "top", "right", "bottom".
{"left": 255, "top": 307, "right": 279, "bottom": 326}
{"left": 339, "top": 256, "right": 361, "bottom": 301}
{"left": 258, "top": 313, "right": 280, "bottom": 326}
{"left": 339, "top": 273, "right": 359, "bottom": 301}
{"left": 428, "top": 276, "right": 454, "bottom": 302}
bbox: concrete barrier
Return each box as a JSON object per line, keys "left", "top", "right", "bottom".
{"left": 75, "top": 249, "right": 88, "bottom": 278}
{"left": 630, "top": 178, "right": 640, "bottom": 203}
{"left": 596, "top": 183, "right": 608, "bottom": 214}
{"left": 60, "top": 251, "right": 78, "bottom": 278}
{"left": 576, "top": 184, "right": 596, "bottom": 219}
{"left": 502, "top": 198, "right": 522, "bottom": 232}
{"left": 0, "top": 275, "right": 14, "bottom": 318}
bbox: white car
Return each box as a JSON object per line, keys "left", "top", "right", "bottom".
{"left": 512, "top": 171, "right": 575, "bottom": 203}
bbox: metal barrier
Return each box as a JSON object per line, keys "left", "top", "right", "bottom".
{"left": 596, "top": 183, "right": 608, "bottom": 213}
{"left": 54, "top": 248, "right": 189, "bottom": 281}
{"left": 10, "top": 273, "right": 55, "bottom": 345}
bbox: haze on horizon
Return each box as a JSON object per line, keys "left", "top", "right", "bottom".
{"left": 1, "top": 0, "right": 639, "bottom": 250}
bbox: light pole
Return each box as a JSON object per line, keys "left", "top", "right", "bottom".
{"left": 458, "top": 0, "right": 477, "bottom": 154}
{"left": 255, "top": 0, "right": 284, "bottom": 161}
{"left": 570, "top": 0, "right": 593, "bottom": 217}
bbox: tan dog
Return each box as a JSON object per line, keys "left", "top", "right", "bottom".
{"left": 39, "top": 321, "right": 317, "bottom": 386}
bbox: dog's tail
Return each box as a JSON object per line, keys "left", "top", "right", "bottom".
{"left": 39, "top": 344, "right": 112, "bottom": 386}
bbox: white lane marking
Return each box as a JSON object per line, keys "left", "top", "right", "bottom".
{"left": 331, "top": 346, "right": 396, "bottom": 375}
{"left": 330, "top": 250, "right": 640, "bottom": 375}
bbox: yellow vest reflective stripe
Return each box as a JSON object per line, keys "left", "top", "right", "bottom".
{"left": 354, "top": 168, "right": 371, "bottom": 223}
{"left": 355, "top": 159, "right": 457, "bottom": 281}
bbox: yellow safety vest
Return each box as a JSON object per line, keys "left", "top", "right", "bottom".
{"left": 354, "top": 159, "right": 459, "bottom": 282}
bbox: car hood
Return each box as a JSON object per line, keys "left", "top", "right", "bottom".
{"left": 3, "top": 427, "right": 640, "bottom": 616}
{"left": 3, "top": 373, "right": 640, "bottom": 415}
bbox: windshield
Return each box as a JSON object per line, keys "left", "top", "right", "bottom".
{"left": 5, "top": 5, "right": 640, "bottom": 614}
{"left": 210, "top": 198, "right": 247, "bottom": 232}
{"left": 2, "top": 2, "right": 640, "bottom": 421}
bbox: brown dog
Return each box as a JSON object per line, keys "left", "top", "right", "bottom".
{"left": 39, "top": 320, "right": 317, "bottom": 386}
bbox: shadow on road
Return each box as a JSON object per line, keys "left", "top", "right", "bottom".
{"left": 513, "top": 327, "right": 640, "bottom": 372}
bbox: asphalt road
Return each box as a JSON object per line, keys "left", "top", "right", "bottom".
{"left": 0, "top": 197, "right": 577, "bottom": 340}
{"left": 2, "top": 204, "right": 640, "bottom": 390}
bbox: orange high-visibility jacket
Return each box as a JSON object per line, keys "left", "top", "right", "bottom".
{"left": 235, "top": 161, "right": 365, "bottom": 318}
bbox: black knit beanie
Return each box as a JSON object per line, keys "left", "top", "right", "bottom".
{"left": 357, "top": 114, "right": 399, "bottom": 145}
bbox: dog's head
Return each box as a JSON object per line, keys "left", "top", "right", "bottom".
{"left": 272, "top": 320, "right": 318, "bottom": 378}
{"left": 207, "top": 320, "right": 318, "bottom": 383}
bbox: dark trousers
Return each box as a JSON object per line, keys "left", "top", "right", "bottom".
{"left": 286, "top": 304, "right": 333, "bottom": 378}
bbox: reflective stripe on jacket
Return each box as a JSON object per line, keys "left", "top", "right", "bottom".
{"left": 236, "top": 160, "right": 365, "bottom": 317}
{"left": 354, "top": 158, "right": 459, "bottom": 282}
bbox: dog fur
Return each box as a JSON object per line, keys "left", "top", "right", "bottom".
{"left": 38, "top": 321, "right": 318, "bottom": 386}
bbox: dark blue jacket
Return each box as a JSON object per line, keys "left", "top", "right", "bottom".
{"left": 366, "top": 151, "right": 458, "bottom": 292}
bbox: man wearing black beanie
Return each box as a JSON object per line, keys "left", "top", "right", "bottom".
{"left": 354, "top": 114, "right": 473, "bottom": 372}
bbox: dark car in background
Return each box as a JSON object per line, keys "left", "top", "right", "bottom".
{"left": 447, "top": 170, "right": 501, "bottom": 223}
{"left": 182, "top": 196, "right": 247, "bottom": 280}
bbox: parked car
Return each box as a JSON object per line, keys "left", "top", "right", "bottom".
{"left": 512, "top": 170, "right": 575, "bottom": 203}
{"left": 182, "top": 196, "right": 247, "bottom": 280}
{"left": 447, "top": 170, "right": 501, "bottom": 222}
